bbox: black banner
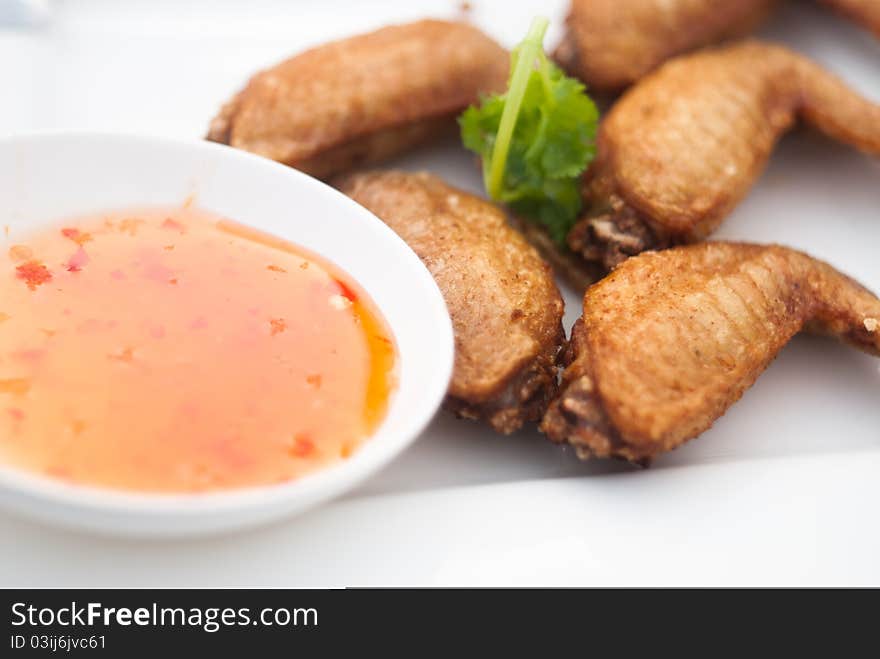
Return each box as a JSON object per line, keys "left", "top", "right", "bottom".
{"left": 0, "top": 588, "right": 873, "bottom": 654}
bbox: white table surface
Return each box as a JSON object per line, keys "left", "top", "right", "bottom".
{"left": 0, "top": 0, "right": 879, "bottom": 586}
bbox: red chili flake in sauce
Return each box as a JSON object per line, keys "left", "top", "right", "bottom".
{"left": 161, "top": 218, "right": 186, "bottom": 233}
{"left": 334, "top": 278, "right": 358, "bottom": 302}
{"left": 15, "top": 260, "right": 52, "bottom": 290}
{"left": 289, "top": 434, "right": 315, "bottom": 458}
{"left": 269, "top": 318, "right": 287, "bottom": 335}
{"left": 66, "top": 246, "right": 90, "bottom": 272}
{"left": 61, "top": 228, "right": 92, "bottom": 245}
{"left": 7, "top": 408, "right": 24, "bottom": 421}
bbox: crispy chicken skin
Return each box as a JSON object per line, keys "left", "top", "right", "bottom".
{"left": 568, "top": 41, "right": 880, "bottom": 275}
{"left": 554, "top": 0, "right": 776, "bottom": 92}
{"left": 821, "top": 0, "right": 880, "bottom": 37}
{"left": 207, "top": 20, "right": 508, "bottom": 179}
{"left": 336, "top": 171, "right": 565, "bottom": 434}
{"left": 541, "top": 243, "right": 880, "bottom": 463}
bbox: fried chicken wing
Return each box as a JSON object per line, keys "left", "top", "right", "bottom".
{"left": 541, "top": 243, "right": 880, "bottom": 463}
{"left": 207, "top": 20, "right": 508, "bottom": 179}
{"left": 336, "top": 171, "right": 565, "bottom": 434}
{"left": 568, "top": 41, "right": 880, "bottom": 274}
{"left": 820, "top": 0, "right": 880, "bottom": 37}
{"left": 554, "top": 0, "right": 777, "bottom": 91}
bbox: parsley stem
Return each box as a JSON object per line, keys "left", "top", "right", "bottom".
{"left": 486, "top": 16, "right": 549, "bottom": 200}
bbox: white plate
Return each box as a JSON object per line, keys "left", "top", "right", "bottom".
{"left": 0, "top": 0, "right": 878, "bottom": 584}
{"left": 0, "top": 132, "right": 453, "bottom": 536}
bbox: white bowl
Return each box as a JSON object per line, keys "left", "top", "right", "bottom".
{"left": 0, "top": 132, "right": 454, "bottom": 537}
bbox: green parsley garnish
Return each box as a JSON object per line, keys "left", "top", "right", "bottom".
{"left": 459, "top": 16, "right": 598, "bottom": 243}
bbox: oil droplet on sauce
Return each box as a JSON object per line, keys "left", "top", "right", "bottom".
{"left": 0, "top": 207, "right": 397, "bottom": 493}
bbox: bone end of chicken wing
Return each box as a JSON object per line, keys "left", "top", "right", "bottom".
{"left": 567, "top": 40, "right": 880, "bottom": 277}
{"left": 207, "top": 20, "right": 508, "bottom": 180}
{"left": 336, "top": 170, "right": 566, "bottom": 434}
{"left": 541, "top": 242, "right": 880, "bottom": 462}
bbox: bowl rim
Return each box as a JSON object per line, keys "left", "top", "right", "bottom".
{"left": 0, "top": 130, "right": 454, "bottom": 519}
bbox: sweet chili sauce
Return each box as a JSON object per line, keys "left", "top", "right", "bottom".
{"left": 0, "top": 207, "right": 397, "bottom": 493}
